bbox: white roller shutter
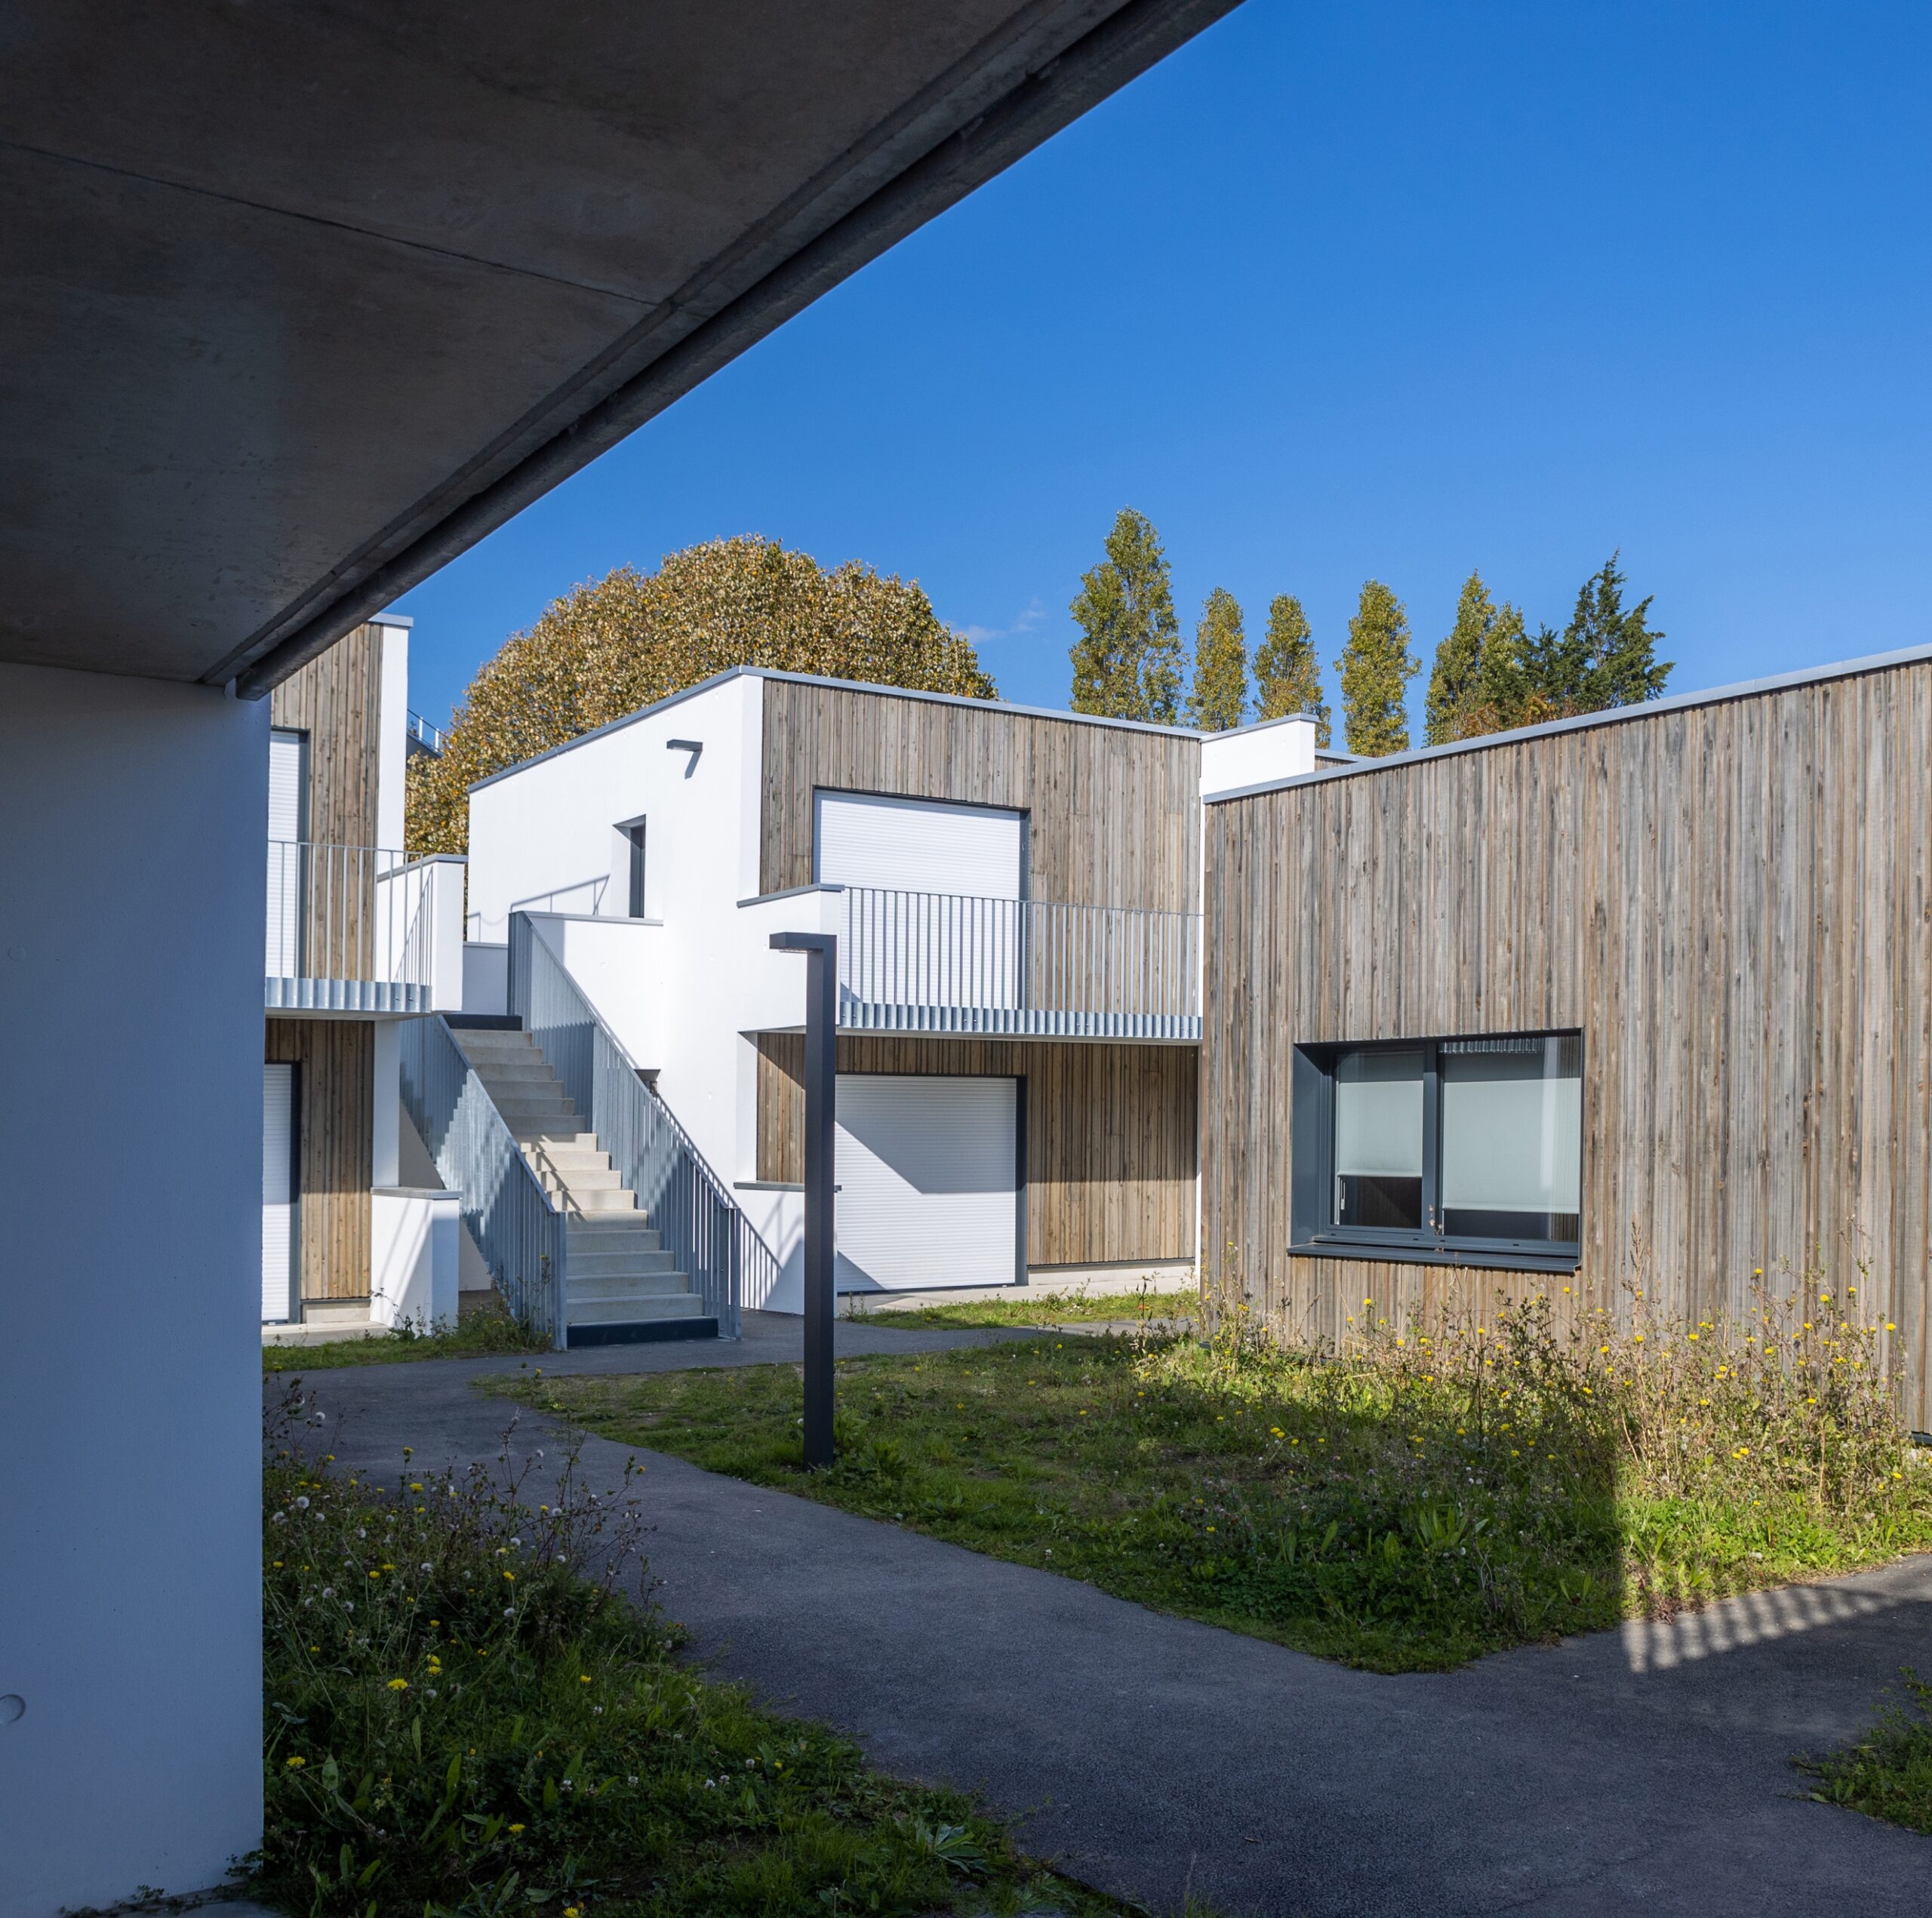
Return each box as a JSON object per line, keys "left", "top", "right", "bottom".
{"left": 814, "top": 791, "right": 1023, "bottom": 896}
{"left": 816, "top": 792, "right": 1026, "bottom": 1013}
{"left": 262, "top": 1062, "right": 297, "bottom": 1322}
{"left": 266, "top": 730, "right": 306, "bottom": 978}
{"left": 833, "top": 1074, "right": 1019, "bottom": 1291}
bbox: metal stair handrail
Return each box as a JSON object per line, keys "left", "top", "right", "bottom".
{"left": 400, "top": 1012, "right": 568, "bottom": 1348}
{"left": 509, "top": 912, "right": 755, "bottom": 1335}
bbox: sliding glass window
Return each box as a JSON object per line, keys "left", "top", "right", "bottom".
{"left": 1293, "top": 1032, "right": 1581, "bottom": 1266}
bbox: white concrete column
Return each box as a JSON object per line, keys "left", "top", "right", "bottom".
{"left": 0, "top": 662, "right": 265, "bottom": 1913}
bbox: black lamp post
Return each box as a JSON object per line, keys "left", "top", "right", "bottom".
{"left": 768, "top": 930, "right": 837, "bottom": 1467}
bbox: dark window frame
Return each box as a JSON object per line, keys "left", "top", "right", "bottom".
{"left": 1290, "top": 1031, "right": 1583, "bottom": 1272}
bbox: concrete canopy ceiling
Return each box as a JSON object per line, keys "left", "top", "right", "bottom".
{"left": 0, "top": 0, "right": 1239, "bottom": 693}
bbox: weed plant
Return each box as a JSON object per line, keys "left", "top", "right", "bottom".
{"left": 263, "top": 1298, "right": 549, "bottom": 1372}
{"left": 1797, "top": 1671, "right": 1932, "bottom": 1833}
{"left": 507, "top": 1277, "right": 1932, "bottom": 1673}
{"left": 257, "top": 1387, "right": 1134, "bottom": 1916}
{"left": 853, "top": 1283, "right": 1196, "bottom": 1333}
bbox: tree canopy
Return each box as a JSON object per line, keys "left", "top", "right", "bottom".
{"left": 1068, "top": 508, "right": 1183, "bottom": 725}
{"left": 1420, "top": 553, "right": 1671, "bottom": 744}
{"left": 1253, "top": 592, "right": 1331, "bottom": 745}
{"left": 1337, "top": 580, "right": 1418, "bottom": 756}
{"left": 1426, "top": 571, "right": 1529, "bottom": 745}
{"left": 1186, "top": 587, "right": 1249, "bottom": 731}
{"left": 405, "top": 536, "right": 995, "bottom": 856}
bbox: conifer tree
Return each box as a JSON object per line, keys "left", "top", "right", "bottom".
{"left": 1185, "top": 587, "right": 1248, "bottom": 731}
{"left": 1529, "top": 553, "right": 1671, "bottom": 712}
{"left": 1336, "top": 580, "right": 1417, "bottom": 756}
{"left": 1252, "top": 593, "right": 1331, "bottom": 746}
{"left": 1069, "top": 507, "right": 1183, "bottom": 724}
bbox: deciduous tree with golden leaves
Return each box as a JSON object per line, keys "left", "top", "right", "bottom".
{"left": 406, "top": 536, "right": 996, "bottom": 856}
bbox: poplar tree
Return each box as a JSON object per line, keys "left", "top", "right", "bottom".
{"left": 1336, "top": 580, "right": 1418, "bottom": 756}
{"left": 1069, "top": 507, "right": 1183, "bottom": 724}
{"left": 1252, "top": 593, "right": 1331, "bottom": 745}
{"left": 1426, "top": 571, "right": 1530, "bottom": 743}
{"left": 1185, "top": 587, "right": 1248, "bottom": 731}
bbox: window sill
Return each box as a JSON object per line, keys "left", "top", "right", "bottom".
{"left": 1287, "top": 1239, "right": 1580, "bottom": 1275}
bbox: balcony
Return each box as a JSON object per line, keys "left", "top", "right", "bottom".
{"left": 835, "top": 887, "right": 1201, "bottom": 1040}
{"left": 266, "top": 842, "right": 463, "bottom": 1013}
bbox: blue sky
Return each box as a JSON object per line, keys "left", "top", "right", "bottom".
{"left": 395, "top": 0, "right": 1932, "bottom": 735}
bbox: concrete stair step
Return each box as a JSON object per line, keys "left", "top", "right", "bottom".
{"left": 565, "top": 1190, "right": 639, "bottom": 1216}
{"left": 539, "top": 1165, "right": 625, "bottom": 1194}
{"left": 568, "top": 1246, "right": 680, "bottom": 1277}
{"left": 568, "top": 1270, "right": 693, "bottom": 1301}
{"left": 565, "top": 1291, "right": 704, "bottom": 1325}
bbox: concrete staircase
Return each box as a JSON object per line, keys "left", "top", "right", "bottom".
{"left": 450, "top": 1023, "right": 715, "bottom": 1345}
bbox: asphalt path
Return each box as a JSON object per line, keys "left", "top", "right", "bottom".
{"left": 278, "top": 1313, "right": 1932, "bottom": 1916}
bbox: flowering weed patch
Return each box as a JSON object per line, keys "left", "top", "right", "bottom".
{"left": 259, "top": 1388, "right": 1141, "bottom": 1916}
{"left": 501, "top": 1283, "right": 1932, "bottom": 1674}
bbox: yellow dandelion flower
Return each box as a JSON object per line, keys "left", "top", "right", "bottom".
{"left": 285, "top": 1755, "right": 307, "bottom": 1769}
{"left": 387, "top": 1678, "right": 409, "bottom": 1691}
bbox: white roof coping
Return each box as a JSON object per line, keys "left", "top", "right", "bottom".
{"left": 1202, "top": 640, "right": 1932, "bottom": 805}
{"left": 469, "top": 665, "right": 1205, "bottom": 795}
{"left": 367, "top": 610, "right": 414, "bottom": 629}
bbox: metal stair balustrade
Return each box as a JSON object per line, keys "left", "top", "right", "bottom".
{"left": 508, "top": 913, "right": 758, "bottom": 1335}
{"left": 399, "top": 1011, "right": 568, "bottom": 1347}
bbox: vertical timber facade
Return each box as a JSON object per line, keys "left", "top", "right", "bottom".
{"left": 1201, "top": 656, "right": 1932, "bottom": 1424}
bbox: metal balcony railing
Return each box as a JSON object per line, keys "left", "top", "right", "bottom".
{"left": 265, "top": 841, "right": 432, "bottom": 1012}
{"left": 406, "top": 709, "right": 445, "bottom": 756}
{"left": 836, "top": 887, "right": 1201, "bottom": 1040}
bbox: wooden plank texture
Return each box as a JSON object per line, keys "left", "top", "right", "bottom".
{"left": 1200, "top": 662, "right": 1932, "bottom": 1424}
{"left": 265, "top": 1018, "right": 374, "bottom": 1302}
{"left": 759, "top": 678, "right": 1199, "bottom": 911}
{"left": 755, "top": 1034, "right": 1198, "bottom": 1267}
{"left": 269, "top": 622, "right": 382, "bottom": 847}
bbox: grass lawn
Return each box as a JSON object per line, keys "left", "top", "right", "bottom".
{"left": 494, "top": 1291, "right": 1932, "bottom": 1675}
{"left": 852, "top": 1286, "right": 1197, "bottom": 1333}
{"left": 259, "top": 1405, "right": 1174, "bottom": 1916}
{"left": 263, "top": 1299, "right": 548, "bottom": 1372}
{"left": 1797, "top": 1672, "right": 1932, "bottom": 1834}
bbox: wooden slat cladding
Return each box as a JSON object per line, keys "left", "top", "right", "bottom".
{"left": 266, "top": 1019, "right": 373, "bottom": 1301}
{"left": 270, "top": 622, "right": 383, "bottom": 849}
{"left": 755, "top": 1034, "right": 1198, "bottom": 1267}
{"left": 758, "top": 678, "right": 1199, "bottom": 911}
{"left": 1200, "top": 662, "right": 1932, "bottom": 1424}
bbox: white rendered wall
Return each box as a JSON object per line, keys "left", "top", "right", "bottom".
{"left": 1198, "top": 715, "right": 1318, "bottom": 799}
{"left": 371, "top": 1189, "right": 460, "bottom": 1329}
{"left": 467, "top": 677, "right": 829, "bottom": 1302}
{"left": 0, "top": 663, "right": 265, "bottom": 1912}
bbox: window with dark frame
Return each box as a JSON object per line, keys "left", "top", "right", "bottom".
{"left": 1291, "top": 1031, "right": 1583, "bottom": 1268}
{"left": 624, "top": 821, "right": 646, "bottom": 918}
